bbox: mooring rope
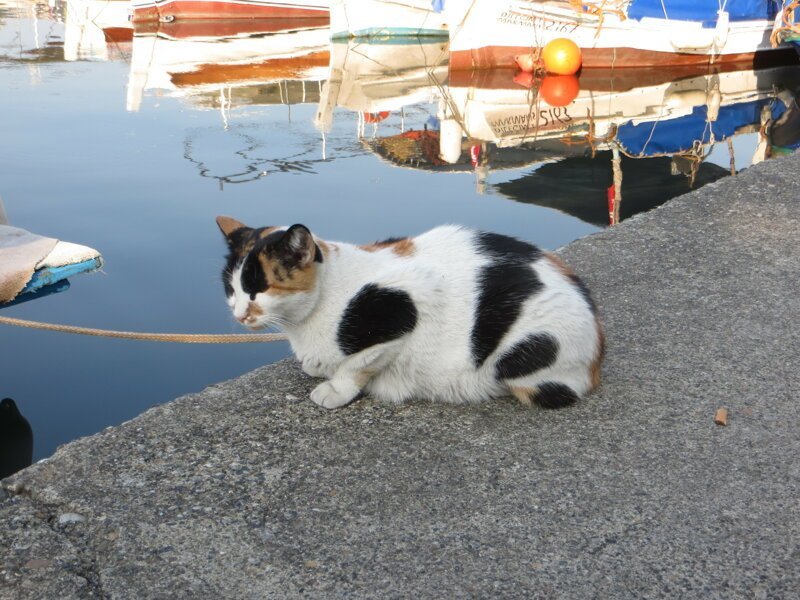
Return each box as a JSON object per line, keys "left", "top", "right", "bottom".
{"left": 0, "top": 315, "right": 288, "bottom": 344}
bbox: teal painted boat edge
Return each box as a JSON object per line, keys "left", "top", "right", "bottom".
{"left": 1, "top": 279, "right": 71, "bottom": 308}
{"left": 331, "top": 28, "right": 449, "bottom": 42}
{"left": 22, "top": 257, "right": 104, "bottom": 294}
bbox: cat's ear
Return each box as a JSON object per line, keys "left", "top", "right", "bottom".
{"left": 216, "top": 216, "right": 249, "bottom": 239}
{"left": 281, "top": 224, "right": 318, "bottom": 267}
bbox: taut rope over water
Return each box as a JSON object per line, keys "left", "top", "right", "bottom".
{"left": 0, "top": 315, "right": 288, "bottom": 344}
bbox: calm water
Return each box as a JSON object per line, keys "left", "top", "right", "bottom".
{"left": 1, "top": 0, "right": 799, "bottom": 465}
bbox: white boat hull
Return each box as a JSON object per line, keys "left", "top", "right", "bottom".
{"left": 329, "top": 0, "right": 451, "bottom": 38}
{"left": 449, "top": 0, "right": 793, "bottom": 69}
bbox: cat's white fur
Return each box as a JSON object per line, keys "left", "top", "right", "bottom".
{"left": 228, "top": 225, "right": 601, "bottom": 409}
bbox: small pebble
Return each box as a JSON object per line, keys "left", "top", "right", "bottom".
{"left": 57, "top": 513, "right": 86, "bottom": 525}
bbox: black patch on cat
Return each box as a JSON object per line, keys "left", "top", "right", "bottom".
{"left": 223, "top": 227, "right": 249, "bottom": 253}
{"left": 495, "top": 333, "right": 559, "bottom": 380}
{"left": 221, "top": 226, "right": 267, "bottom": 297}
{"left": 476, "top": 231, "right": 542, "bottom": 263}
{"left": 534, "top": 383, "right": 579, "bottom": 409}
{"left": 472, "top": 263, "right": 543, "bottom": 367}
{"left": 259, "top": 229, "right": 286, "bottom": 248}
{"left": 259, "top": 227, "right": 322, "bottom": 268}
{"left": 240, "top": 253, "right": 267, "bottom": 299}
{"left": 222, "top": 252, "right": 238, "bottom": 298}
{"left": 376, "top": 237, "right": 407, "bottom": 245}
{"left": 567, "top": 273, "right": 597, "bottom": 314}
{"left": 338, "top": 284, "right": 418, "bottom": 355}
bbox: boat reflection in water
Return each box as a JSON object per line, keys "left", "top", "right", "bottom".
{"left": 0, "top": 398, "right": 33, "bottom": 479}
{"left": 126, "top": 17, "right": 334, "bottom": 184}
{"left": 63, "top": 0, "right": 132, "bottom": 62}
{"left": 442, "top": 64, "right": 800, "bottom": 224}
{"left": 124, "top": 20, "right": 800, "bottom": 223}
{"left": 0, "top": 0, "right": 131, "bottom": 64}
{"left": 315, "top": 37, "right": 449, "bottom": 134}
{"left": 321, "top": 43, "right": 800, "bottom": 225}
{"left": 126, "top": 17, "right": 330, "bottom": 113}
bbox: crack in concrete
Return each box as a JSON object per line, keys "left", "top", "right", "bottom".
{"left": 3, "top": 482, "right": 107, "bottom": 599}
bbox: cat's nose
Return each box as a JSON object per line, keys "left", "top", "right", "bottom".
{"left": 235, "top": 312, "right": 248, "bottom": 324}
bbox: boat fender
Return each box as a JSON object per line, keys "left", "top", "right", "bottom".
{"left": 714, "top": 10, "right": 730, "bottom": 49}
{"left": 664, "top": 89, "right": 709, "bottom": 108}
{"left": 439, "top": 118, "right": 464, "bottom": 164}
{"left": 707, "top": 85, "right": 722, "bottom": 122}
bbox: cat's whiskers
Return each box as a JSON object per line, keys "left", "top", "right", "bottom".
{"left": 263, "top": 315, "right": 295, "bottom": 331}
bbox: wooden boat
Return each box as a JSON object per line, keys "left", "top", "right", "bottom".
{"left": 447, "top": 0, "right": 797, "bottom": 70}
{"left": 130, "top": 0, "right": 329, "bottom": 23}
{"left": 0, "top": 199, "right": 103, "bottom": 307}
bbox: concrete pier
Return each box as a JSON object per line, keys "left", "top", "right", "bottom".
{"left": 2, "top": 153, "right": 799, "bottom": 599}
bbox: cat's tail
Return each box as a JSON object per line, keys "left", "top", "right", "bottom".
{"left": 508, "top": 382, "right": 580, "bottom": 409}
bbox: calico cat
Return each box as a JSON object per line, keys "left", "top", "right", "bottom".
{"left": 217, "top": 216, "right": 604, "bottom": 410}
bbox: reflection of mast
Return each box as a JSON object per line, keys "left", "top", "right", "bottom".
{"left": 610, "top": 147, "right": 622, "bottom": 226}
{"left": 0, "top": 195, "right": 8, "bottom": 226}
{"left": 126, "top": 34, "right": 156, "bottom": 112}
{"left": 728, "top": 138, "right": 736, "bottom": 175}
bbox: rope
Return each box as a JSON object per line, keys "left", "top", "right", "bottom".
{"left": 771, "top": 0, "right": 800, "bottom": 46}
{"left": 0, "top": 315, "right": 288, "bottom": 344}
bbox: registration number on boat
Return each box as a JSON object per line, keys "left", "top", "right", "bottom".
{"left": 498, "top": 10, "right": 579, "bottom": 33}
{"left": 489, "top": 107, "right": 573, "bottom": 137}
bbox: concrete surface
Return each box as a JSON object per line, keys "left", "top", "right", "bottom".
{"left": 2, "top": 153, "right": 799, "bottom": 599}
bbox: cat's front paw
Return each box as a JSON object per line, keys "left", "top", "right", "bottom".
{"left": 301, "top": 357, "right": 327, "bottom": 378}
{"left": 310, "top": 381, "right": 359, "bottom": 410}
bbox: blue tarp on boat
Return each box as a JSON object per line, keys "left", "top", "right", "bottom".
{"left": 615, "top": 99, "right": 787, "bottom": 156}
{"left": 627, "top": 0, "right": 780, "bottom": 24}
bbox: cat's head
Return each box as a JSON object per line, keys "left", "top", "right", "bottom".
{"left": 216, "top": 216, "right": 323, "bottom": 330}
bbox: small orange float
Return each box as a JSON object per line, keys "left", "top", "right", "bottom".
{"left": 513, "top": 70, "right": 536, "bottom": 88}
{"left": 514, "top": 53, "right": 537, "bottom": 73}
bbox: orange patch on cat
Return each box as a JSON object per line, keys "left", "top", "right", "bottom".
{"left": 543, "top": 252, "right": 577, "bottom": 279}
{"left": 360, "top": 238, "right": 416, "bottom": 257}
{"left": 260, "top": 255, "right": 317, "bottom": 296}
{"left": 216, "top": 215, "right": 247, "bottom": 237}
{"left": 259, "top": 226, "right": 278, "bottom": 238}
{"left": 510, "top": 387, "right": 534, "bottom": 407}
{"left": 317, "top": 239, "right": 331, "bottom": 257}
{"left": 589, "top": 321, "right": 605, "bottom": 391}
{"left": 355, "top": 369, "right": 376, "bottom": 388}
{"left": 247, "top": 302, "right": 263, "bottom": 317}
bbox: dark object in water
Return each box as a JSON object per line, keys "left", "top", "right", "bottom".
{"left": 494, "top": 152, "right": 729, "bottom": 226}
{"left": 0, "top": 398, "right": 33, "bottom": 479}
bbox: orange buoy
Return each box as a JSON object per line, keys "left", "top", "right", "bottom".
{"left": 539, "top": 75, "right": 580, "bottom": 107}
{"left": 541, "top": 38, "right": 582, "bottom": 76}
